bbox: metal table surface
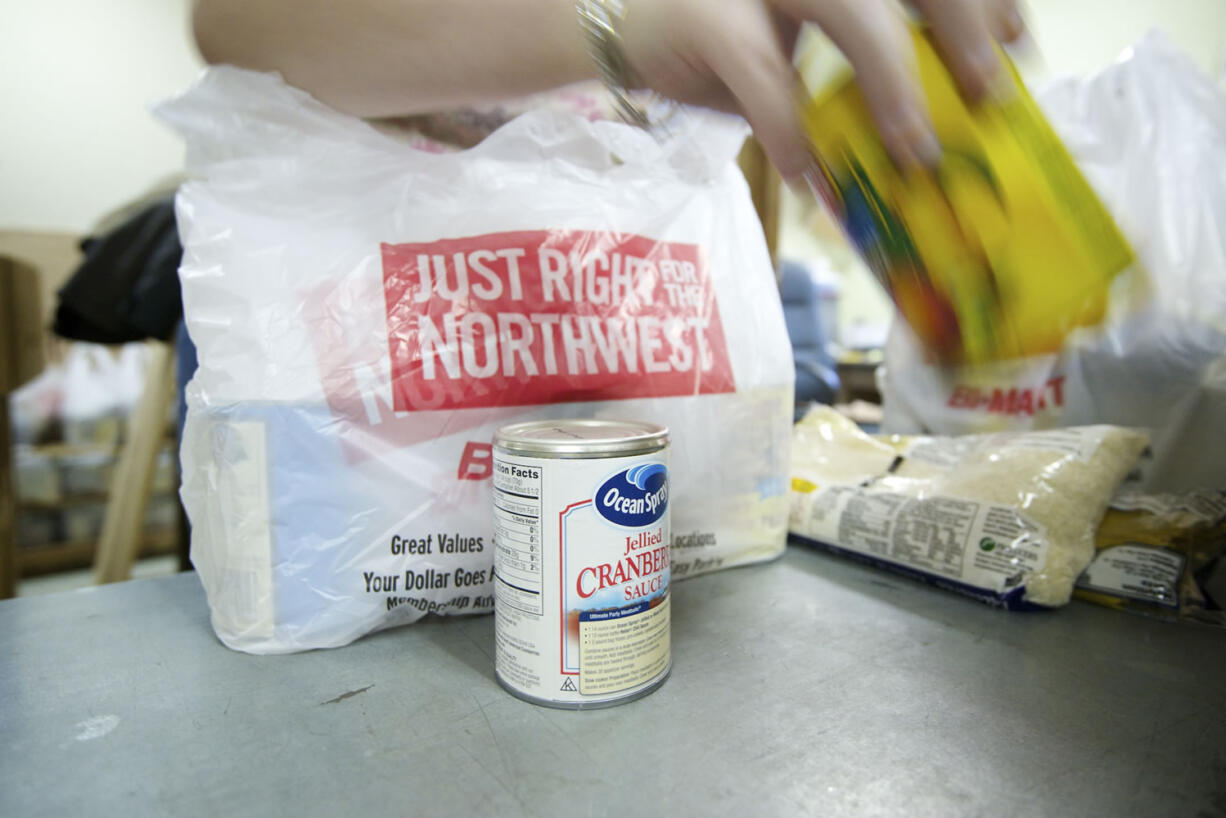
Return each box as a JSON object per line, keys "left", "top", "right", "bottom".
{"left": 2, "top": 546, "right": 1224, "bottom": 818}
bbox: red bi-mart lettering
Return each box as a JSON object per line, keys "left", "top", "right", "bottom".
{"left": 947, "top": 376, "right": 1066, "bottom": 416}
{"left": 457, "top": 442, "right": 493, "bottom": 480}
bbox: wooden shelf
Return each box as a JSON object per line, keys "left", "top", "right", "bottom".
{"left": 16, "top": 527, "right": 178, "bottom": 577}
{"left": 19, "top": 489, "right": 177, "bottom": 512}
{"left": 21, "top": 439, "right": 175, "bottom": 455}
{"left": 19, "top": 494, "right": 112, "bottom": 511}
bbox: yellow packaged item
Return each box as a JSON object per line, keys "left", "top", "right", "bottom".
{"left": 802, "top": 28, "right": 1135, "bottom": 364}
{"left": 1075, "top": 492, "right": 1226, "bottom": 626}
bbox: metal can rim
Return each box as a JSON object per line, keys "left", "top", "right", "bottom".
{"left": 493, "top": 418, "right": 669, "bottom": 457}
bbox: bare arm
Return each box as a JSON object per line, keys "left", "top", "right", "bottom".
{"left": 192, "top": 0, "right": 595, "bottom": 118}
{"left": 192, "top": 0, "right": 1024, "bottom": 179}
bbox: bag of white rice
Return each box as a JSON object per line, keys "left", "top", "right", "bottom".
{"left": 789, "top": 407, "right": 1147, "bottom": 609}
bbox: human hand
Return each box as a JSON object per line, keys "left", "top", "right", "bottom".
{"left": 618, "top": 0, "right": 1026, "bottom": 179}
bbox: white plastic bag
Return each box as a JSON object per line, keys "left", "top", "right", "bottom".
{"left": 158, "top": 68, "right": 794, "bottom": 653}
{"left": 59, "top": 343, "right": 153, "bottom": 445}
{"left": 11, "top": 368, "right": 63, "bottom": 445}
{"left": 881, "top": 34, "right": 1226, "bottom": 492}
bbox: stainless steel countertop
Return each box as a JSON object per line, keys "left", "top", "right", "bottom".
{"left": 2, "top": 546, "right": 1224, "bottom": 818}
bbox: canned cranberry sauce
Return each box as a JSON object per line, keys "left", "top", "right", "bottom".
{"left": 492, "top": 419, "right": 671, "bottom": 709}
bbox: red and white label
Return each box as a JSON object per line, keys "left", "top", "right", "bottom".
{"left": 946, "top": 375, "right": 1066, "bottom": 417}
{"left": 381, "top": 230, "right": 735, "bottom": 412}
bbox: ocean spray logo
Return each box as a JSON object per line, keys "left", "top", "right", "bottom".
{"left": 595, "top": 463, "right": 669, "bottom": 527}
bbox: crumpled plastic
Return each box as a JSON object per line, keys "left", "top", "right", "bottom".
{"left": 158, "top": 67, "right": 795, "bottom": 653}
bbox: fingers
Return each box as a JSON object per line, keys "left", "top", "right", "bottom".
{"left": 641, "top": 0, "right": 1026, "bottom": 179}
{"left": 911, "top": 0, "right": 1013, "bottom": 101}
{"left": 991, "top": 0, "right": 1027, "bottom": 44}
{"left": 791, "top": 0, "right": 941, "bottom": 169}
{"left": 696, "top": 8, "right": 813, "bottom": 180}
{"left": 771, "top": 8, "right": 803, "bottom": 60}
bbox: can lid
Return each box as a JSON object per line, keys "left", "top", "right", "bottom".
{"left": 494, "top": 419, "right": 669, "bottom": 457}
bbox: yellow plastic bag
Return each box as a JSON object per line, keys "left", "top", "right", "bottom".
{"left": 1076, "top": 492, "right": 1226, "bottom": 626}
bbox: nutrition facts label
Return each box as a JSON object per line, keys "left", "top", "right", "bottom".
{"left": 493, "top": 461, "right": 544, "bottom": 616}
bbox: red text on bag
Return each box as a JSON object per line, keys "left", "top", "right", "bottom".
{"left": 947, "top": 376, "right": 1066, "bottom": 416}
{"left": 381, "top": 230, "right": 735, "bottom": 412}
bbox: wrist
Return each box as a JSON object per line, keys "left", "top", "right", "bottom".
{"left": 578, "top": 0, "right": 647, "bottom": 125}
{"left": 576, "top": 0, "right": 676, "bottom": 128}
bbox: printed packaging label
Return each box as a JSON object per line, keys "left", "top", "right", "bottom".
{"left": 791, "top": 485, "right": 1047, "bottom": 594}
{"left": 1077, "top": 544, "right": 1184, "bottom": 608}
